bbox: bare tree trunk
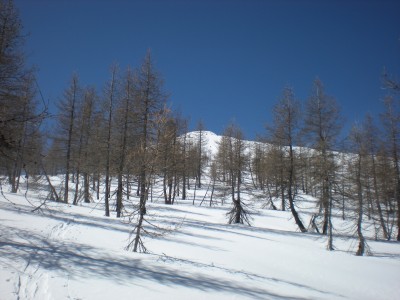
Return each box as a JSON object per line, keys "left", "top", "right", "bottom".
{"left": 134, "top": 53, "right": 151, "bottom": 252}
{"left": 73, "top": 171, "right": 80, "bottom": 205}
{"left": 280, "top": 151, "right": 286, "bottom": 212}
{"left": 356, "top": 156, "right": 365, "bottom": 255}
{"left": 193, "top": 183, "right": 197, "bottom": 205}
{"left": 83, "top": 172, "right": 90, "bottom": 203}
{"left": 11, "top": 101, "right": 28, "bottom": 193}
{"left": 210, "top": 178, "right": 216, "bottom": 207}
{"left": 172, "top": 176, "right": 178, "bottom": 204}
{"left": 327, "top": 182, "right": 334, "bottom": 250}
{"left": 196, "top": 121, "right": 205, "bottom": 188}
{"left": 163, "top": 172, "right": 168, "bottom": 204}
{"left": 136, "top": 176, "right": 140, "bottom": 196}
{"left": 322, "top": 180, "right": 329, "bottom": 235}
{"left": 288, "top": 143, "right": 307, "bottom": 232}
{"left": 96, "top": 174, "right": 100, "bottom": 200}
{"left": 130, "top": 51, "right": 166, "bottom": 253}
{"left": 132, "top": 210, "right": 145, "bottom": 253}
{"left": 235, "top": 170, "right": 242, "bottom": 224}
{"left": 126, "top": 174, "right": 130, "bottom": 200}
{"left": 182, "top": 131, "right": 187, "bottom": 200}
{"left": 73, "top": 111, "right": 87, "bottom": 205}
{"left": 104, "top": 66, "right": 117, "bottom": 217}
{"left": 41, "top": 161, "right": 59, "bottom": 202}
{"left": 116, "top": 73, "right": 131, "bottom": 218}
{"left": 371, "top": 155, "right": 389, "bottom": 239}
{"left": 64, "top": 76, "right": 78, "bottom": 204}
{"left": 168, "top": 177, "right": 173, "bottom": 204}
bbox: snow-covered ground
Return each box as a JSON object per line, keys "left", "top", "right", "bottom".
{"left": 1, "top": 183, "right": 400, "bottom": 300}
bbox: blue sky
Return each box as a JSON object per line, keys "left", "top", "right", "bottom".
{"left": 15, "top": 0, "right": 400, "bottom": 139}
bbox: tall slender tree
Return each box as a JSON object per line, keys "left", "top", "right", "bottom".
{"left": 363, "top": 114, "right": 389, "bottom": 239}
{"left": 195, "top": 120, "right": 206, "bottom": 189}
{"left": 0, "top": 0, "right": 45, "bottom": 188}
{"left": 129, "top": 51, "right": 167, "bottom": 252}
{"left": 180, "top": 119, "right": 189, "bottom": 200}
{"left": 157, "top": 115, "right": 180, "bottom": 205}
{"left": 304, "top": 79, "right": 342, "bottom": 245}
{"left": 80, "top": 87, "right": 97, "bottom": 204}
{"left": 267, "top": 87, "right": 307, "bottom": 232}
{"left": 381, "top": 95, "right": 400, "bottom": 241}
{"left": 348, "top": 124, "right": 367, "bottom": 255}
{"left": 103, "top": 65, "right": 119, "bottom": 217}
{"left": 58, "top": 74, "right": 80, "bottom": 204}
{"left": 221, "top": 123, "right": 250, "bottom": 225}
{"left": 116, "top": 68, "right": 135, "bottom": 217}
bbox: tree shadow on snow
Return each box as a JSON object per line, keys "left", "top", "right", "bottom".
{"left": 0, "top": 200, "right": 132, "bottom": 235}
{"left": 0, "top": 224, "right": 341, "bottom": 300}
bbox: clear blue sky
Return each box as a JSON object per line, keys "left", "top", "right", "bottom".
{"left": 15, "top": 0, "right": 400, "bottom": 139}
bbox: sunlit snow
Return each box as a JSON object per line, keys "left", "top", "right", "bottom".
{"left": 1, "top": 132, "right": 399, "bottom": 300}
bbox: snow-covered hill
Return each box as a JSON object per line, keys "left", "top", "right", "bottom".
{"left": 1, "top": 185, "right": 400, "bottom": 299}
{"left": 184, "top": 130, "right": 221, "bottom": 157}
{"left": 184, "top": 130, "right": 264, "bottom": 157}
{"left": 1, "top": 131, "right": 399, "bottom": 299}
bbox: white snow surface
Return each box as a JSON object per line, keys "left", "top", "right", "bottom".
{"left": 184, "top": 130, "right": 262, "bottom": 157}
{"left": 1, "top": 189, "right": 399, "bottom": 300}
{"left": 1, "top": 131, "right": 400, "bottom": 299}
{"left": 185, "top": 130, "right": 221, "bottom": 157}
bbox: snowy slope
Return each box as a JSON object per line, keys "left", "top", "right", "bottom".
{"left": 1, "top": 131, "right": 400, "bottom": 299}
{"left": 1, "top": 188, "right": 400, "bottom": 300}
{"left": 184, "top": 130, "right": 221, "bottom": 157}
{"left": 184, "top": 130, "right": 264, "bottom": 158}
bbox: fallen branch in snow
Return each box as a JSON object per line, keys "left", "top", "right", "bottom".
{"left": 41, "top": 162, "right": 60, "bottom": 202}
{"left": 125, "top": 205, "right": 186, "bottom": 253}
{"left": 308, "top": 214, "right": 320, "bottom": 234}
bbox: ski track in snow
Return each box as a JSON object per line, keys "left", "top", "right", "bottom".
{"left": 15, "top": 217, "right": 75, "bottom": 300}
{"left": 0, "top": 202, "right": 78, "bottom": 300}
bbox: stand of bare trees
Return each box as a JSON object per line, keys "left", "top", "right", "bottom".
{"left": 267, "top": 87, "right": 307, "bottom": 232}
{"left": 128, "top": 52, "right": 168, "bottom": 252}
{"left": 381, "top": 71, "right": 400, "bottom": 241}
{"left": 3, "top": 0, "right": 400, "bottom": 256}
{"left": 0, "top": 0, "right": 46, "bottom": 192}
{"left": 217, "top": 123, "right": 251, "bottom": 225}
{"left": 249, "top": 77, "right": 400, "bottom": 255}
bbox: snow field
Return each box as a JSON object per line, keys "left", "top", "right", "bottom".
{"left": 1, "top": 185, "right": 400, "bottom": 299}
